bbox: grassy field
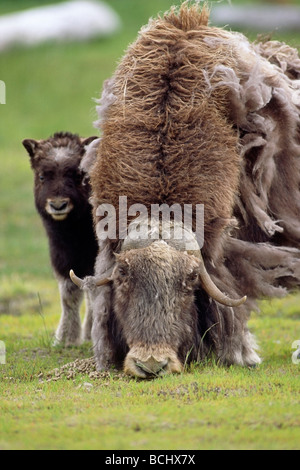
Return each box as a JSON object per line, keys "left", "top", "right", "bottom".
{"left": 1, "top": 0, "right": 300, "bottom": 450}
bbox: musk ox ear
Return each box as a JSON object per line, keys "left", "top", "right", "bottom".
{"left": 22, "top": 139, "right": 40, "bottom": 159}
{"left": 81, "top": 136, "right": 99, "bottom": 147}
{"left": 79, "top": 137, "right": 101, "bottom": 175}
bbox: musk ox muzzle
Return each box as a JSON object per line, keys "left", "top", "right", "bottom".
{"left": 46, "top": 197, "right": 74, "bottom": 221}
{"left": 70, "top": 220, "right": 246, "bottom": 378}
{"left": 124, "top": 345, "right": 183, "bottom": 379}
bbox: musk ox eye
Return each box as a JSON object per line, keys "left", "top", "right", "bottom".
{"left": 181, "top": 281, "right": 193, "bottom": 293}
{"left": 187, "top": 271, "right": 198, "bottom": 283}
{"left": 39, "top": 174, "right": 45, "bottom": 182}
{"left": 181, "top": 270, "right": 199, "bottom": 293}
{"left": 118, "top": 266, "right": 128, "bottom": 277}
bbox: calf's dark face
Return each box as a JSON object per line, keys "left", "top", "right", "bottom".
{"left": 111, "top": 242, "right": 200, "bottom": 378}
{"left": 23, "top": 137, "right": 95, "bottom": 222}
{"left": 34, "top": 158, "right": 86, "bottom": 221}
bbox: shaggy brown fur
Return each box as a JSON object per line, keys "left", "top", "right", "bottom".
{"left": 91, "top": 4, "right": 241, "bottom": 258}
{"left": 86, "top": 3, "right": 300, "bottom": 374}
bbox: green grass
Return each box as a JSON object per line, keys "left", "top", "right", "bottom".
{"left": 1, "top": 0, "right": 300, "bottom": 450}
{"left": 1, "top": 292, "right": 300, "bottom": 450}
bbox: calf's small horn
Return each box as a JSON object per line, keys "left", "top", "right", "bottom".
{"left": 198, "top": 253, "right": 247, "bottom": 307}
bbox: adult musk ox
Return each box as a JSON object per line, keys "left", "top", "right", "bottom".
{"left": 23, "top": 132, "right": 99, "bottom": 345}
{"left": 71, "top": 3, "right": 300, "bottom": 377}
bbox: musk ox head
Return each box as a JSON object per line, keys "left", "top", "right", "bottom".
{"left": 111, "top": 240, "right": 200, "bottom": 378}
{"left": 71, "top": 219, "right": 246, "bottom": 378}
{"left": 23, "top": 132, "right": 98, "bottom": 222}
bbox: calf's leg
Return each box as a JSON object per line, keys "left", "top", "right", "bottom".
{"left": 54, "top": 278, "right": 83, "bottom": 346}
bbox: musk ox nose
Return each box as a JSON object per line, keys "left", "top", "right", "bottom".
{"left": 46, "top": 198, "right": 74, "bottom": 221}
{"left": 135, "top": 356, "right": 169, "bottom": 378}
{"left": 49, "top": 199, "right": 69, "bottom": 212}
{"left": 124, "top": 346, "right": 183, "bottom": 379}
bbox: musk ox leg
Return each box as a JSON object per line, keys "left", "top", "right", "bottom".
{"left": 209, "top": 304, "right": 261, "bottom": 367}
{"left": 220, "top": 330, "right": 261, "bottom": 367}
{"left": 91, "top": 285, "right": 115, "bottom": 370}
{"left": 241, "top": 330, "right": 261, "bottom": 367}
{"left": 219, "top": 327, "right": 261, "bottom": 367}
{"left": 54, "top": 278, "right": 83, "bottom": 346}
{"left": 82, "top": 291, "right": 93, "bottom": 341}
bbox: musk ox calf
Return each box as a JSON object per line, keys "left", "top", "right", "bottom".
{"left": 72, "top": 3, "right": 300, "bottom": 377}
{"left": 23, "top": 132, "right": 99, "bottom": 345}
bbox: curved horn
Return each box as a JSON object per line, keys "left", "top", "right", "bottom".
{"left": 95, "top": 276, "right": 113, "bottom": 287}
{"left": 198, "top": 253, "right": 247, "bottom": 307}
{"left": 70, "top": 269, "right": 84, "bottom": 288}
{"left": 69, "top": 269, "right": 113, "bottom": 288}
{"left": 94, "top": 266, "right": 114, "bottom": 286}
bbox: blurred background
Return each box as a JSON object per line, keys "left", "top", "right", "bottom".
{"left": 0, "top": 0, "right": 300, "bottom": 306}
